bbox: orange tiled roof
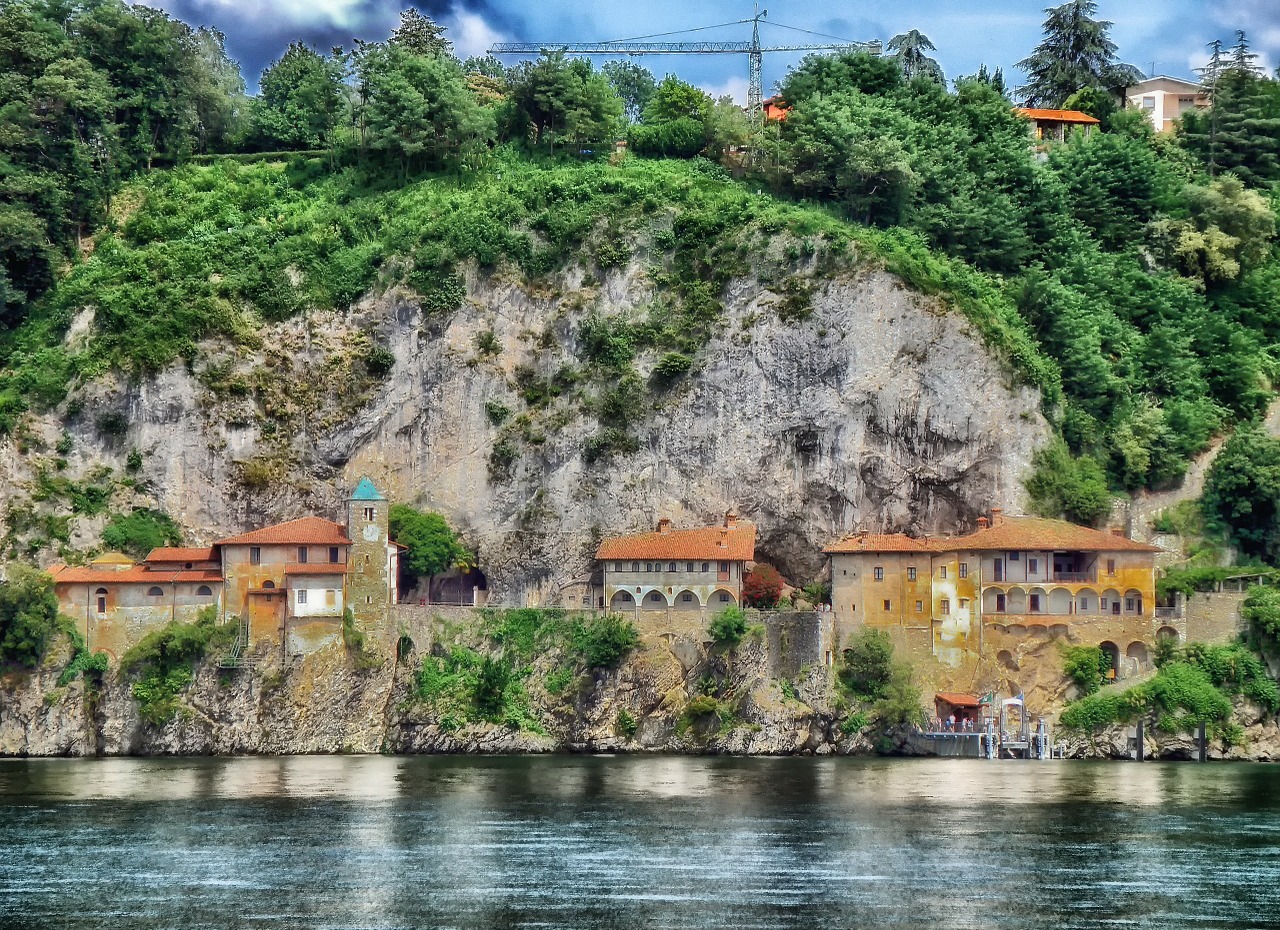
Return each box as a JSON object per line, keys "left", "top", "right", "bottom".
{"left": 935, "top": 692, "right": 982, "bottom": 708}
{"left": 949, "top": 516, "right": 1160, "bottom": 553}
{"left": 50, "top": 565, "right": 224, "bottom": 585}
{"left": 145, "top": 547, "right": 218, "bottom": 563}
{"left": 285, "top": 564, "right": 349, "bottom": 576}
{"left": 215, "top": 517, "right": 351, "bottom": 547}
{"left": 596, "top": 522, "right": 756, "bottom": 561}
{"left": 823, "top": 533, "right": 940, "bottom": 554}
{"left": 1015, "top": 107, "right": 1101, "bottom": 124}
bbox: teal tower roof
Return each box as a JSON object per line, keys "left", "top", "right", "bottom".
{"left": 350, "top": 477, "right": 386, "bottom": 501}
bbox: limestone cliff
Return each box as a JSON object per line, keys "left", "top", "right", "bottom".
{"left": 0, "top": 615, "right": 870, "bottom": 758}
{"left": 0, "top": 259, "right": 1049, "bottom": 600}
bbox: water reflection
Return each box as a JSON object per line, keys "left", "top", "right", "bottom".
{"left": 2, "top": 756, "right": 1279, "bottom": 929}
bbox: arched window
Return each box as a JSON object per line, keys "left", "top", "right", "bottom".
{"left": 147, "top": 586, "right": 164, "bottom": 597}
{"left": 197, "top": 585, "right": 213, "bottom": 597}
{"left": 262, "top": 580, "right": 275, "bottom": 590}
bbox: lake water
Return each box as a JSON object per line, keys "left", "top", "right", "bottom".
{"left": 2, "top": 755, "right": 1279, "bottom": 929}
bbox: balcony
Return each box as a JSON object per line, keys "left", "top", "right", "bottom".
{"left": 1051, "top": 571, "right": 1097, "bottom": 583}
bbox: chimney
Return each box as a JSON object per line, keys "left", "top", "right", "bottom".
{"left": 976, "top": 517, "right": 990, "bottom": 529}
{"left": 724, "top": 509, "right": 738, "bottom": 530}
{"left": 1109, "top": 526, "right": 1125, "bottom": 537}
{"left": 657, "top": 518, "right": 671, "bottom": 535}
{"left": 991, "top": 507, "right": 1004, "bottom": 526}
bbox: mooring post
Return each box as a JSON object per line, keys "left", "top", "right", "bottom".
{"left": 1135, "top": 719, "right": 1145, "bottom": 762}
{"left": 1197, "top": 722, "right": 1208, "bottom": 762}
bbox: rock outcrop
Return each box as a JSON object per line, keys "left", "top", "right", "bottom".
{"left": 1, "top": 261, "right": 1050, "bottom": 602}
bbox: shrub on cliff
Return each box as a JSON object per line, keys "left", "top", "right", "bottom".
{"left": 568, "top": 614, "right": 639, "bottom": 669}
{"left": 0, "top": 564, "right": 63, "bottom": 668}
{"left": 120, "top": 606, "right": 233, "bottom": 725}
{"left": 838, "top": 628, "right": 894, "bottom": 700}
{"left": 1062, "top": 644, "right": 1107, "bottom": 696}
{"left": 389, "top": 505, "right": 470, "bottom": 585}
{"left": 101, "top": 508, "right": 183, "bottom": 560}
{"left": 708, "top": 606, "right": 748, "bottom": 648}
{"left": 742, "top": 564, "right": 783, "bottom": 609}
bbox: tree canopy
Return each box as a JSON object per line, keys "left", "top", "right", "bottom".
{"left": 1015, "top": 0, "right": 1143, "bottom": 106}
{"left": 389, "top": 505, "right": 469, "bottom": 579}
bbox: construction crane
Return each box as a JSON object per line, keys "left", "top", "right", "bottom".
{"left": 489, "top": 5, "right": 881, "bottom": 121}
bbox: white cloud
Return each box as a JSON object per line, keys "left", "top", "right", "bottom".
{"left": 446, "top": 10, "right": 507, "bottom": 59}
{"left": 145, "top": 0, "right": 383, "bottom": 30}
{"left": 700, "top": 75, "right": 749, "bottom": 105}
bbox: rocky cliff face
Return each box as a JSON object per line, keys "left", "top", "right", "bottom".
{"left": 0, "top": 622, "right": 869, "bottom": 758}
{"left": 0, "top": 259, "right": 1049, "bottom": 600}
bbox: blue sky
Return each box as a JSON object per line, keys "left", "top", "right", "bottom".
{"left": 149, "top": 0, "right": 1280, "bottom": 96}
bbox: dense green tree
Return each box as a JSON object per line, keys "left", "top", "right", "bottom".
{"left": 1179, "top": 69, "right": 1280, "bottom": 186}
{"left": 360, "top": 44, "right": 494, "bottom": 173}
{"left": 462, "top": 54, "right": 507, "bottom": 80}
{"left": 101, "top": 508, "right": 183, "bottom": 559}
{"left": 389, "top": 8, "right": 452, "bottom": 58}
{"left": 778, "top": 49, "right": 902, "bottom": 107}
{"left": 602, "top": 60, "right": 657, "bottom": 123}
{"left": 1203, "top": 426, "right": 1280, "bottom": 562}
{"left": 1049, "top": 131, "right": 1170, "bottom": 249}
{"left": 1015, "top": 0, "right": 1143, "bottom": 107}
{"left": 887, "top": 30, "right": 944, "bottom": 83}
{"left": 1148, "top": 176, "right": 1277, "bottom": 289}
{"left": 504, "top": 53, "right": 622, "bottom": 149}
{"left": 630, "top": 75, "right": 713, "bottom": 158}
{"left": 0, "top": 563, "right": 61, "bottom": 668}
{"left": 389, "top": 505, "right": 469, "bottom": 582}
{"left": 251, "top": 43, "right": 343, "bottom": 150}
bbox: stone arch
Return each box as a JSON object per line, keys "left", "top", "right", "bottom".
{"left": 1028, "top": 586, "right": 1048, "bottom": 613}
{"left": 710, "top": 588, "right": 738, "bottom": 609}
{"left": 262, "top": 580, "right": 276, "bottom": 590}
{"left": 1006, "top": 586, "right": 1027, "bottom": 614}
{"left": 609, "top": 590, "right": 635, "bottom": 610}
{"left": 673, "top": 590, "right": 701, "bottom": 610}
{"left": 147, "top": 586, "right": 164, "bottom": 597}
{"left": 1047, "top": 587, "right": 1072, "bottom": 615}
{"left": 197, "top": 585, "right": 213, "bottom": 597}
{"left": 1126, "top": 641, "right": 1149, "bottom": 670}
{"left": 1075, "top": 588, "right": 1098, "bottom": 615}
{"left": 1101, "top": 588, "right": 1121, "bottom": 615}
{"left": 1123, "top": 588, "right": 1144, "bottom": 616}
{"left": 983, "top": 587, "right": 1005, "bottom": 613}
{"left": 1099, "top": 641, "right": 1120, "bottom": 678}
{"left": 1157, "top": 625, "right": 1181, "bottom": 643}
{"left": 643, "top": 589, "right": 669, "bottom": 608}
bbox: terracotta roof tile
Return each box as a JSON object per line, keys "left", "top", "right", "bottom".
{"left": 948, "top": 516, "right": 1161, "bottom": 553}
{"left": 215, "top": 517, "right": 351, "bottom": 547}
{"left": 1015, "top": 107, "right": 1101, "bottom": 124}
{"left": 935, "top": 693, "right": 982, "bottom": 708}
{"left": 145, "top": 547, "right": 218, "bottom": 563}
{"left": 51, "top": 566, "right": 223, "bottom": 585}
{"left": 823, "top": 533, "right": 940, "bottom": 554}
{"left": 285, "top": 564, "right": 349, "bottom": 576}
{"left": 596, "top": 523, "right": 756, "bottom": 561}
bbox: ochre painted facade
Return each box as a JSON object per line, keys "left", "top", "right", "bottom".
{"left": 825, "top": 511, "right": 1164, "bottom": 706}
{"left": 48, "top": 479, "right": 398, "bottom": 660}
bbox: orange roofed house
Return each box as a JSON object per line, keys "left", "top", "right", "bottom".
{"left": 1014, "top": 107, "right": 1100, "bottom": 143}
{"left": 823, "top": 509, "right": 1163, "bottom": 680}
{"left": 596, "top": 512, "right": 756, "bottom": 613}
{"left": 49, "top": 478, "right": 399, "bottom": 658}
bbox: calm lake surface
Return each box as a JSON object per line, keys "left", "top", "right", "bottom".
{"left": 2, "top": 755, "right": 1279, "bottom": 929}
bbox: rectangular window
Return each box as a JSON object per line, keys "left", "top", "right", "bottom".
{"left": 907, "top": 567, "right": 916, "bottom": 581}
{"left": 363, "top": 507, "right": 375, "bottom": 522}
{"left": 959, "top": 563, "right": 968, "bottom": 579}
{"left": 719, "top": 592, "right": 729, "bottom": 603}
{"left": 939, "top": 565, "right": 948, "bottom": 579}
{"left": 250, "top": 547, "right": 261, "bottom": 566}
{"left": 1028, "top": 558, "right": 1038, "bottom": 574}
{"left": 1079, "top": 597, "right": 1090, "bottom": 612}
{"left": 298, "top": 547, "right": 308, "bottom": 564}
{"left": 941, "top": 598, "right": 951, "bottom": 615}
{"left": 682, "top": 592, "right": 692, "bottom": 602}
{"left": 325, "top": 590, "right": 336, "bottom": 607}
{"left": 1141, "top": 95, "right": 1155, "bottom": 109}
{"left": 1126, "top": 597, "right": 1136, "bottom": 612}
{"left": 297, "top": 589, "right": 307, "bottom": 605}
{"left": 1107, "top": 559, "right": 1116, "bottom": 575}
{"left": 874, "top": 567, "right": 884, "bottom": 581}
{"left": 959, "top": 598, "right": 969, "bottom": 610}
{"left": 1030, "top": 594, "right": 1041, "bottom": 612}
{"left": 329, "top": 547, "right": 340, "bottom": 563}
{"left": 883, "top": 599, "right": 891, "bottom": 611}
{"left": 996, "top": 594, "right": 1007, "bottom": 612}
{"left": 915, "top": 600, "right": 923, "bottom": 612}
{"left": 1008, "top": 551, "right": 1020, "bottom": 562}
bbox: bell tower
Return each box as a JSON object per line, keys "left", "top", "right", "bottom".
{"left": 347, "top": 477, "right": 391, "bottom": 625}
